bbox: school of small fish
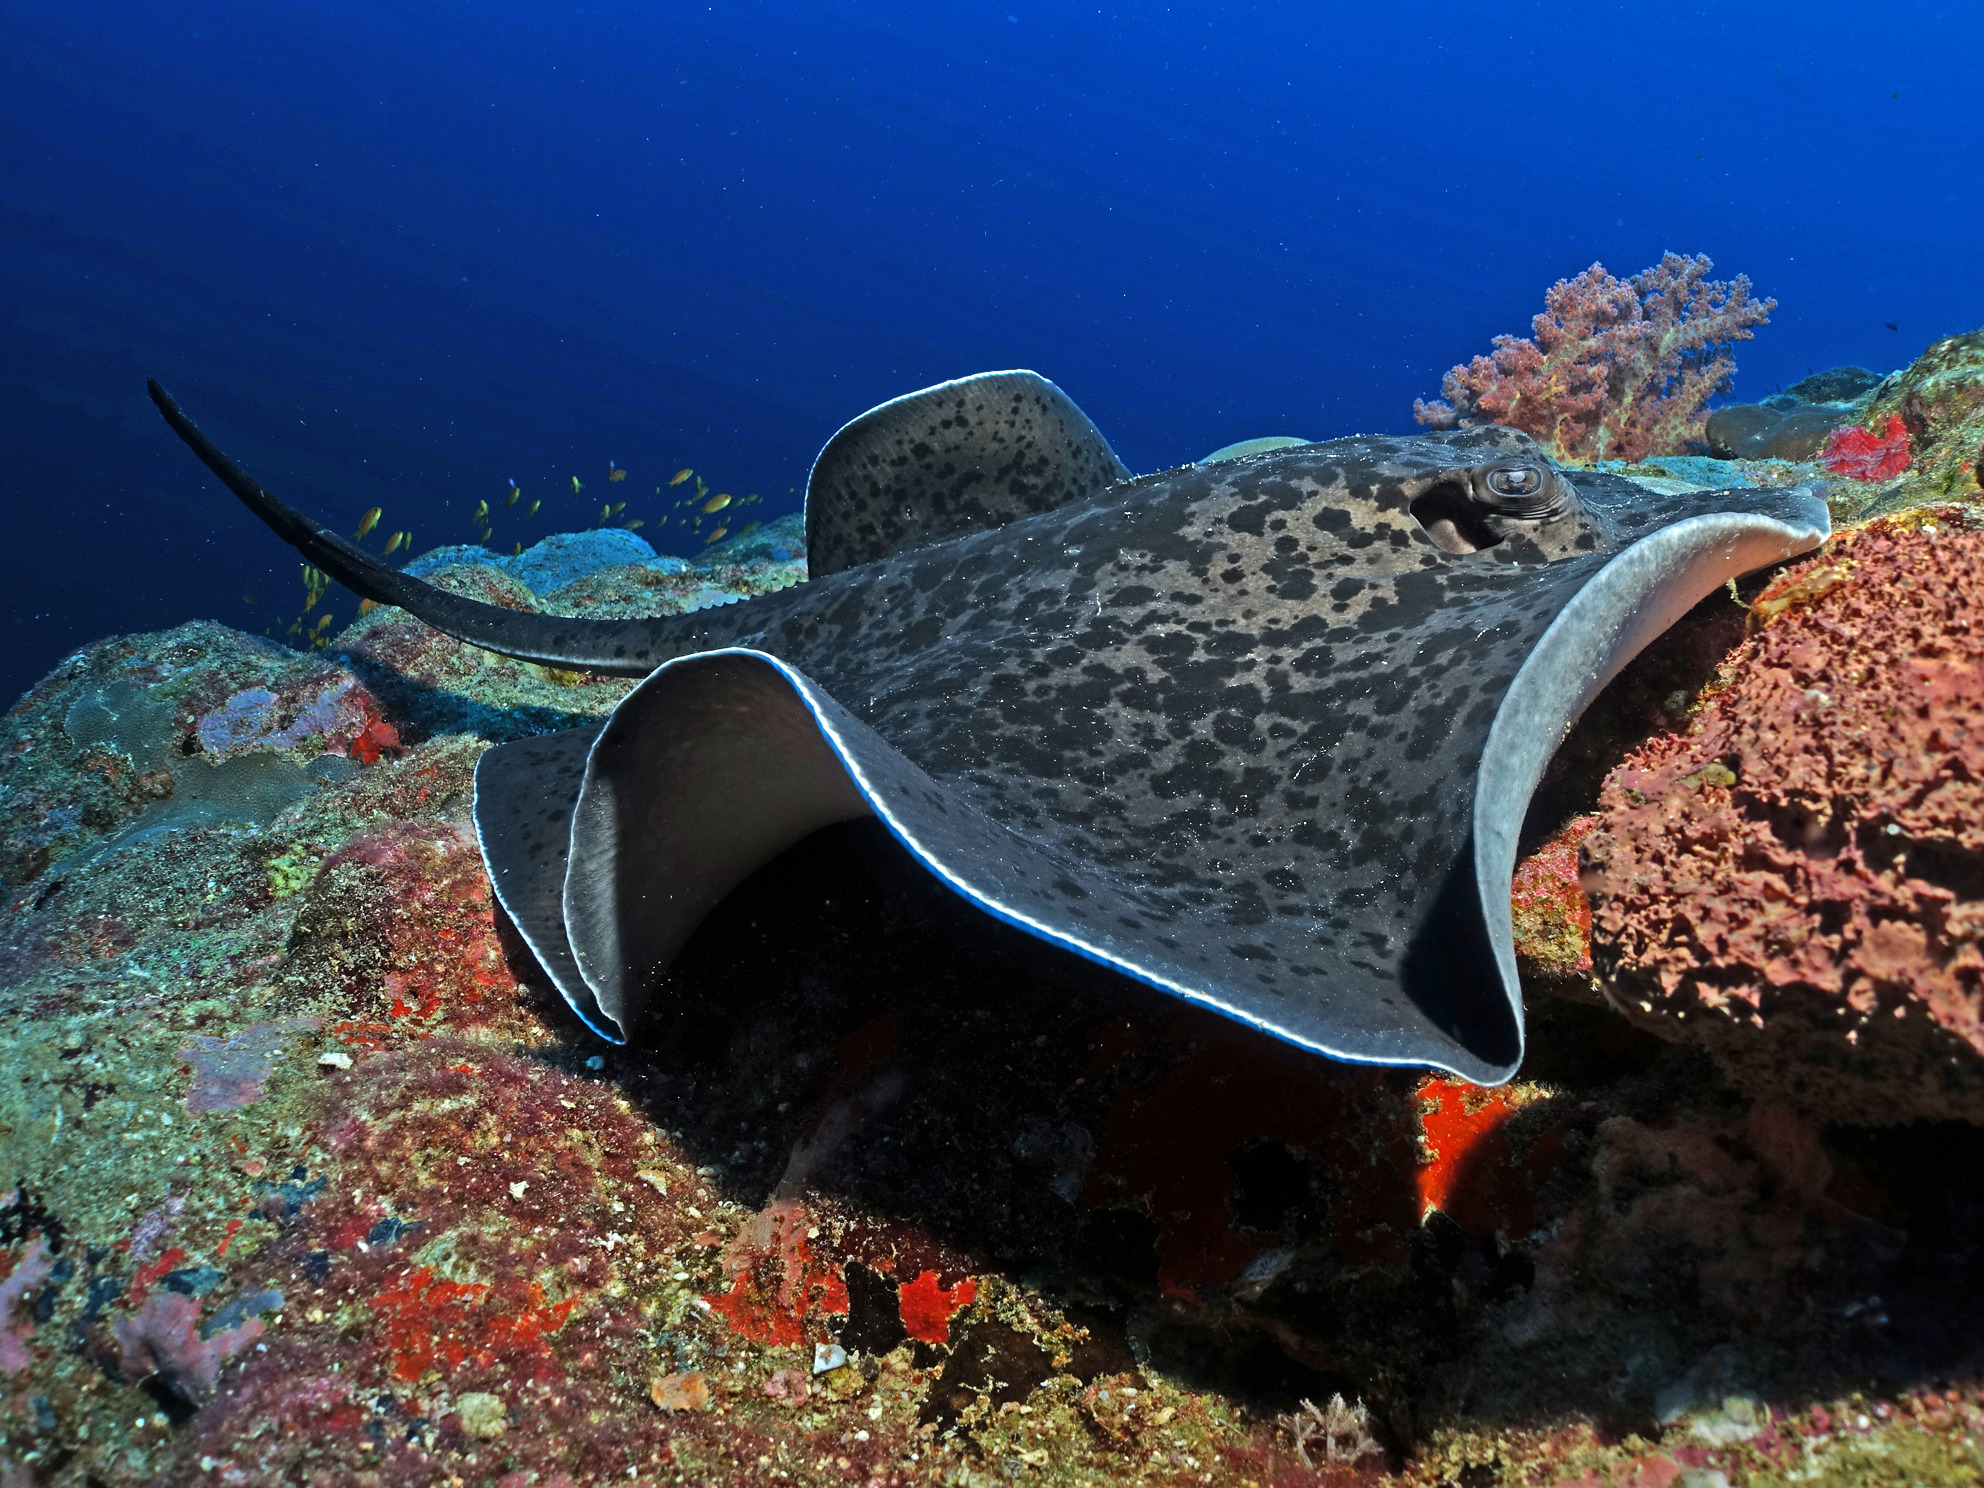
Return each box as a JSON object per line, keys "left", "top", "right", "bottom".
{"left": 277, "top": 454, "right": 771, "bottom": 644}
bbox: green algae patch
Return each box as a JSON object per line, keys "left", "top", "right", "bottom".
{"left": 1745, "top": 1414, "right": 1984, "bottom": 1488}
{"left": 262, "top": 844, "right": 319, "bottom": 899}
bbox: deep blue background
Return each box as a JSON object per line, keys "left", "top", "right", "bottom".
{"left": 4, "top": 0, "right": 1977, "bottom": 705}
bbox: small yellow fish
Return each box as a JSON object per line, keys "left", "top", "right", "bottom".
{"left": 311, "top": 613, "right": 332, "bottom": 634}
{"left": 706, "top": 525, "right": 728, "bottom": 543}
{"left": 526, "top": 500, "right": 540, "bottom": 517}
{"left": 512, "top": 541, "right": 523, "bottom": 556}
{"left": 354, "top": 506, "right": 382, "bottom": 540}
{"left": 597, "top": 504, "right": 611, "bottom": 524}
{"left": 608, "top": 466, "right": 627, "bottom": 483}
{"left": 571, "top": 475, "right": 583, "bottom": 494}
{"left": 384, "top": 531, "right": 408, "bottom": 557}
{"left": 358, "top": 598, "right": 377, "bottom": 616}
{"left": 701, "top": 492, "right": 731, "bottom": 514}
{"left": 607, "top": 501, "right": 625, "bottom": 517}
{"left": 472, "top": 499, "right": 490, "bottom": 526}
{"left": 506, "top": 489, "right": 521, "bottom": 508}
{"left": 624, "top": 518, "right": 644, "bottom": 530}
{"left": 669, "top": 468, "right": 692, "bottom": 487}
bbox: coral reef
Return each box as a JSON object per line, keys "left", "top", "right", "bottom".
{"left": 1825, "top": 330, "right": 1984, "bottom": 520}
{"left": 403, "top": 515, "right": 806, "bottom": 605}
{"left": 1583, "top": 513, "right": 1984, "bottom": 1124}
{"left": 1644, "top": 327, "right": 1984, "bottom": 535}
{"left": 1701, "top": 329, "right": 1984, "bottom": 528}
{"left": 1707, "top": 399, "right": 1847, "bottom": 461}
{"left": 0, "top": 623, "right": 389, "bottom": 896}
{"left": 180, "top": 1021, "right": 319, "bottom": 1114}
{"left": 1702, "top": 367, "right": 1880, "bottom": 462}
{"left": 0, "top": 1242, "right": 55, "bottom": 1374}
{"left": 4, "top": 460, "right": 1984, "bottom": 1488}
{"left": 1414, "top": 253, "right": 1774, "bottom": 464}
{"left": 1281, "top": 1394, "right": 1382, "bottom": 1468}
{"left": 405, "top": 528, "right": 672, "bottom": 595}
{"left": 1864, "top": 331, "right": 1984, "bottom": 477}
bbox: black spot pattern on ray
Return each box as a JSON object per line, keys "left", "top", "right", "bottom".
{"left": 152, "top": 372, "right": 1829, "bottom": 1084}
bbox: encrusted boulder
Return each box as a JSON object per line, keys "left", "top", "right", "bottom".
{"left": 1583, "top": 513, "right": 1984, "bottom": 1123}
{"left": 0, "top": 622, "right": 394, "bottom": 898}
{"left": 1825, "top": 327, "right": 1984, "bottom": 521}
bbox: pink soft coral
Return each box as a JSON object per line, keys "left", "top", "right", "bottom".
{"left": 1415, "top": 253, "right": 1775, "bottom": 463}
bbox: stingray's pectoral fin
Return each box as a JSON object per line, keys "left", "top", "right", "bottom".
{"left": 1399, "top": 837, "right": 1521, "bottom": 1075}
{"left": 544, "top": 646, "right": 1525, "bottom": 1073}
{"left": 474, "top": 728, "right": 623, "bottom": 1039}
{"left": 479, "top": 702, "right": 885, "bottom": 1045}
{"left": 474, "top": 672, "right": 879, "bottom": 1041}
{"left": 1468, "top": 494, "right": 1832, "bottom": 1082}
{"left": 147, "top": 380, "right": 661, "bottom": 676}
{"left": 554, "top": 648, "right": 1239, "bottom": 1045}
{"left": 553, "top": 653, "right": 878, "bottom": 1035}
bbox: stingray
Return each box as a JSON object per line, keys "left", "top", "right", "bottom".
{"left": 148, "top": 373, "right": 1828, "bottom": 1084}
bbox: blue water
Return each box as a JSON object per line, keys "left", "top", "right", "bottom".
{"left": 3, "top": 0, "right": 1976, "bottom": 705}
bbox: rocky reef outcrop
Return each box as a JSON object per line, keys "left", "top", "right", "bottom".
{"left": 1581, "top": 514, "right": 1984, "bottom": 1126}
{"left": 5, "top": 353, "right": 1984, "bottom": 1488}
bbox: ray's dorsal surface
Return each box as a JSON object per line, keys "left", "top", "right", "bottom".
{"left": 803, "top": 369, "right": 1133, "bottom": 577}
{"left": 151, "top": 372, "right": 1829, "bottom": 1084}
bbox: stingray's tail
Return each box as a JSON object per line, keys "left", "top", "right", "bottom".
{"left": 148, "top": 379, "right": 660, "bottom": 676}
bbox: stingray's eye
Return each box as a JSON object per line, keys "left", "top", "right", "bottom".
{"left": 1474, "top": 462, "right": 1566, "bottom": 518}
